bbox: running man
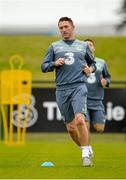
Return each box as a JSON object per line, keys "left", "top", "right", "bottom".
{"left": 41, "top": 17, "right": 96, "bottom": 166}
{"left": 84, "top": 39, "right": 111, "bottom": 157}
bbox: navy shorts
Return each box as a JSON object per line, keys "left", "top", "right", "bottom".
{"left": 56, "top": 84, "right": 87, "bottom": 124}
{"left": 86, "top": 109, "right": 106, "bottom": 125}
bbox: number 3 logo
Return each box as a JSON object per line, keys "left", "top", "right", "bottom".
{"left": 64, "top": 52, "right": 75, "bottom": 65}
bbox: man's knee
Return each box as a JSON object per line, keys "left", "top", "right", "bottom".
{"left": 94, "top": 124, "right": 105, "bottom": 133}
{"left": 75, "top": 113, "right": 85, "bottom": 126}
{"left": 66, "top": 121, "right": 76, "bottom": 133}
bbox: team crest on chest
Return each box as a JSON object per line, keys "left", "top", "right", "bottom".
{"left": 96, "top": 63, "right": 103, "bottom": 71}
{"left": 87, "top": 73, "right": 96, "bottom": 84}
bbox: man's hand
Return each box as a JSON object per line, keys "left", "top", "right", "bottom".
{"left": 100, "top": 75, "right": 107, "bottom": 87}
{"left": 83, "top": 65, "right": 93, "bottom": 76}
{"left": 55, "top": 58, "right": 65, "bottom": 66}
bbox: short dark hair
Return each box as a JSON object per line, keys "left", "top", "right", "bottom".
{"left": 84, "top": 38, "right": 95, "bottom": 45}
{"left": 58, "top": 17, "right": 74, "bottom": 26}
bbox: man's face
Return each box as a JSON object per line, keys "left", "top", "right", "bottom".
{"left": 58, "top": 21, "right": 74, "bottom": 40}
{"left": 87, "top": 41, "right": 95, "bottom": 53}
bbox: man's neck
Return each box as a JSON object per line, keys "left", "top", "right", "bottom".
{"left": 63, "top": 39, "right": 75, "bottom": 41}
{"left": 63, "top": 35, "right": 75, "bottom": 41}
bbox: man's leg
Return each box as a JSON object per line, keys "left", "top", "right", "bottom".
{"left": 66, "top": 113, "right": 89, "bottom": 146}
{"left": 75, "top": 113, "right": 92, "bottom": 166}
{"left": 75, "top": 113, "right": 89, "bottom": 146}
{"left": 85, "top": 110, "right": 94, "bottom": 158}
{"left": 92, "top": 110, "right": 106, "bottom": 133}
{"left": 66, "top": 113, "right": 92, "bottom": 166}
{"left": 93, "top": 123, "right": 105, "bottom": 133}
{"left": 66, "top": 118, "right": 81, "bottom": 146}
{"left": 71, "top": 84, "right": 92, "bottom": 166}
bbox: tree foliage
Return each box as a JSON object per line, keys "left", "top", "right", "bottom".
{"left": 116, "top": 0, "right": 126, "bottom": 30}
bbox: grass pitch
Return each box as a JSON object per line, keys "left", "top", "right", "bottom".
{"left": 0, "top": 35, "right": 126, "bottom": 82}
{"left": 0, "top": 133, "right": 126, "bottom": 179}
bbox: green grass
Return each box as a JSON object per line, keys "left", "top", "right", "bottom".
{"left": 0, "top": 35, "right": 126, "bottom": 82}
{"left": 0, "top": 133, "right": 126, "bottom": 179}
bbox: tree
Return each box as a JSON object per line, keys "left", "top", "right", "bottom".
{"left": 116, "top": 0, "right": 126, "bottom": 30}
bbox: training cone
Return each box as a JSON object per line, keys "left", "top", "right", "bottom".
{"left": 41, "top": 162, "right": 55, "bottom": 167}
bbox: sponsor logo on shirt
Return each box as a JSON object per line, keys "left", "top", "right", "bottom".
{"left": 64, "top": 52, "right": 75, "bottom": 65}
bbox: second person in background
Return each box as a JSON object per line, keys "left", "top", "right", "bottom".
{"left": 84, "top": 39, "right": 111, "bottom": 157}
